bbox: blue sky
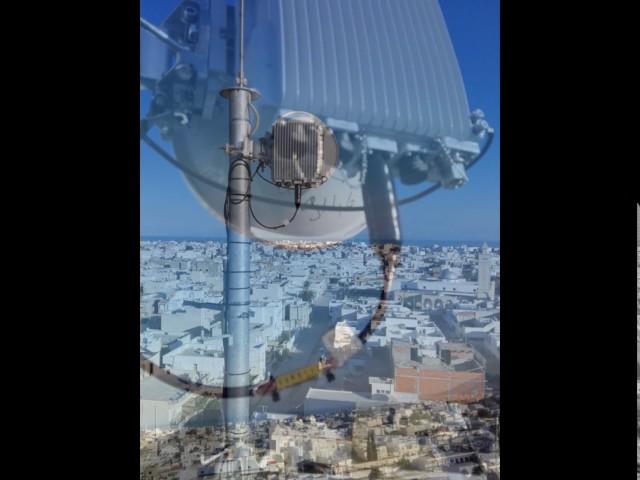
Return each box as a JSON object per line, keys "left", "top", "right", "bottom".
{"left": 140, "top": 0, "right": 499, "bottom": 241}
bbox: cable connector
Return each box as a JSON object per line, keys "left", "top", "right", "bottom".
{"left": 294, "top": 185, "right": 302, "bottom": 210}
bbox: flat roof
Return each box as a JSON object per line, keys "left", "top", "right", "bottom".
{"left": 305, "top": 388, "right": 385, "bottom": 407}
{"left": 369, "top": 377, "right": 393, "bottom": 384}
{"left": 395, "top": 356, "right": 450, "bottom": 372}
{"left": 438, "top": 342, "right": 472, "bottom": 351}
{"left": 140, "top": 375, "right": 186, "bottom": 402}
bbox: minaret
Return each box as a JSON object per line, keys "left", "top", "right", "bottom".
{"left": 477, "top": 242, "right": 493, "bottom": 300}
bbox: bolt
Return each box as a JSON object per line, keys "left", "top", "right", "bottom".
{"left": 182, "top": 4, "right": 199, "bottom": 24}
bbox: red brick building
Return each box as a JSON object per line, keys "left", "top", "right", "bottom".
{"left": 392, "top": 340, "right": 485, "bottom": 403}
{"left": 394, "top": 366, "right": 484, "bottom": 402}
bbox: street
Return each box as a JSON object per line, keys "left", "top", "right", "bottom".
{"left": 251, "top": 292, "right": 335, "bottom": 414}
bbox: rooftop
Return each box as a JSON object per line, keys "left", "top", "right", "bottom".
{"left": 394, "top": 355, "right": 450, "bottom": 372}
{"left": 305, "top": 388, "right": 386, "bottom": 408}
{"left": 438, "top": 342, "right": 472, "bottom": 351}
{"left": 140, "top": 375, "right": 186, "bottom": 402}
{"left": 369, "top": 377, "right": 393, "bottom": 384}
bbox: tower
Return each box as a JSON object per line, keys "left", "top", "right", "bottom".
{"left": 477, "top": 242, "right": 493, "bottom": 300}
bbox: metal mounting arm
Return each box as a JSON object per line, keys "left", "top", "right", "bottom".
{"left": 140, "top": 17, "right": 190, "bottom": 52}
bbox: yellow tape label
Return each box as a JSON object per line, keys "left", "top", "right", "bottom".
{"left": 275, "top": 363, "right": 320, "bottom": 389}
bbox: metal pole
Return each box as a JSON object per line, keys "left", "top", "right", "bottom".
{"left": 219, "top": 0, "right": 261, "bottom": 454}
{"left": 140, "top": 17, "right": 189, "bottom": 52}
{"left": 238, "top": 0, "right": 246, "bottom": 86}
{"left": 221, "top": 86, "right": 253, "bottom": 441}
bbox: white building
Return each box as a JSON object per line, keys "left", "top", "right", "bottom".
{"left": 303, "top": 388, "right": 385, "bottom": 416}
{"left": 140, "top": 375, "right": 193, "bottom": 430}
{"left": 251, "top": 301, "right": 284, "bottom": 342}
{"left": 285, "top": 300, "right": 312, "bottom": 330}
{"left": 251, "top": 281, "right": 285, "bottom": 302}
{"left": 369, "top": 377, "right": 394, "bottom": 397}
{"left": 160, "top": 307, "right": 220, "bottom": 335}
{"left": 477, "top": 242, "right": 495, "bottom": 300}
{"left": 404, "top": 278, "right": 478, "bottom": 297}
{"left": 161, "top": 342, "right": 225, "bottom": 384}
{"left": 333, "top": 321, "right": 358, "bottom": 349}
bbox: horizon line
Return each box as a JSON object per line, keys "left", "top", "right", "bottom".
{"left": 140, "top": 234, "right": 500, "bottom": 244}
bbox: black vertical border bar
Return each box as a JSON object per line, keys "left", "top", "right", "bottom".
{"left": 501, "top": 0, "right": 636, "bottom": 476}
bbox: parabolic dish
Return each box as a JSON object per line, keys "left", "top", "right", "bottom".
{"left": 170, "top": 107, "right": 367, "bottom": 245}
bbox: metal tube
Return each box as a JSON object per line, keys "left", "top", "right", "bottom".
{"left": 239, "top": 0, "right": 245, "bottom": 85}
{"left": 223, "top": 87, "right": 252, "bottom": 439}
{"left": 140, "top": 17, "right": 189, "bottom": 52}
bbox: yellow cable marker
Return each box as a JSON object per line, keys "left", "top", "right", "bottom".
{"left": 275, "top": 363, "right": 321, "bottom": 390}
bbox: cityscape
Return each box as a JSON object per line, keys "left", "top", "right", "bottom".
{"left": 140, "top": 239, "right": 500, "bottom": 479}
{"left": 139, "top": 0, "right": 500, "bottom": 477}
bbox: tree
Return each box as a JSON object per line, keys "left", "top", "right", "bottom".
{"left": 300, "top": 288, "right": 315, "bottom": 303}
